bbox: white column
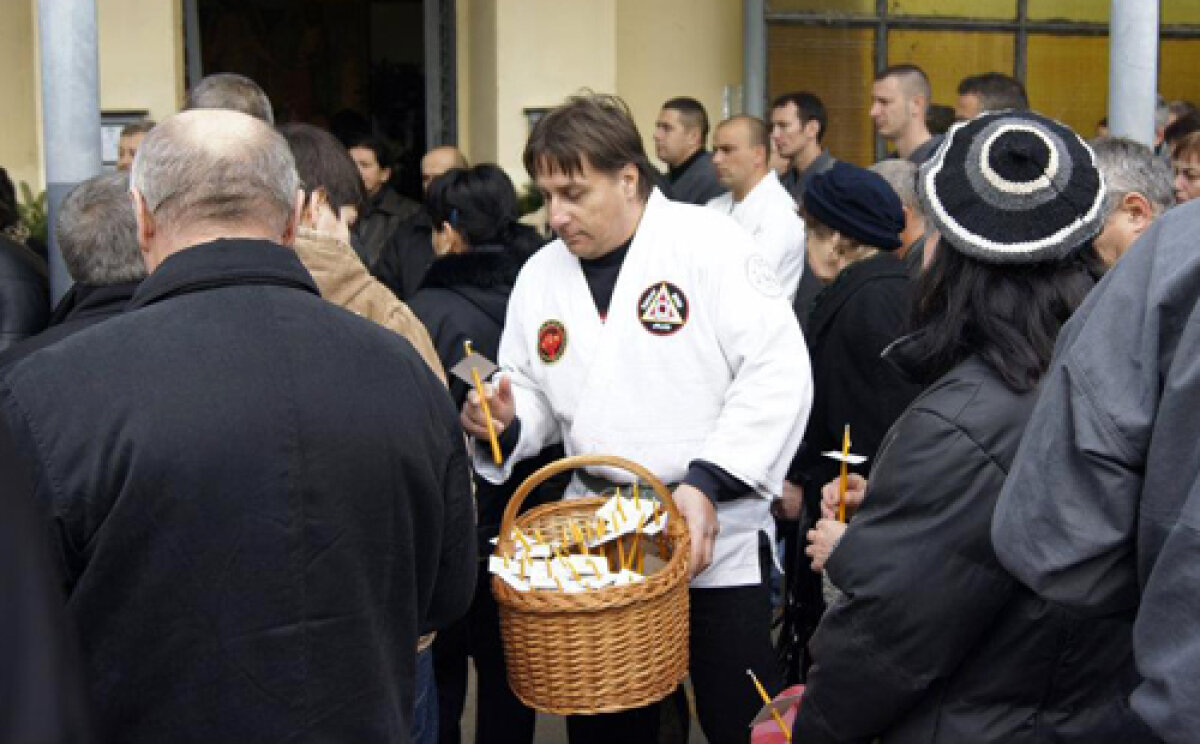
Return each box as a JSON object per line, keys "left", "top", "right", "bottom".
{"left": 1108, "top": 0, "right": 1159, "bottom": 147}
{"left": 744, "top": 0, "right": 766, "bottom": 118}
{"left": 38, "top": 0, "right": 101, "bottom": 301}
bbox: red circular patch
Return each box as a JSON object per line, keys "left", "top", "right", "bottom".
{"left": 537, "top": 320, "right": 568, "bottom": 363}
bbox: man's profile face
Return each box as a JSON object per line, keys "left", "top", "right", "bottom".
{"left": 653, "top": 108, "right": 695, "bottom": 166}
{"left": 421, "top": 150, "right": 458, "bottom": 194}
{"left": 871, "top": 76, "right": 911, "bottom": 139}
{"left": 536, "top": 157, "right": 638, "bottom": 260}
{"left": 770, "top": 102, "right": 813, "bottom": 161}
{"left": 712, "top": 122, "right": 758, "bottom": 193}
{"left": 349, "top": 146, "right": 390, "bottom": 197}
{"left": 955, "top": 93, "right": 983, "bottom": 122}
{"left": 117, "top": 132, "right": 146, "bottom": 172}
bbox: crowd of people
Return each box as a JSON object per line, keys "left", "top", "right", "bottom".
{"left": 1, "top": 62, "right": 1198, "bottom": 744}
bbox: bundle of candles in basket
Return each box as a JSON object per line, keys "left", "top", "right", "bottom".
{"left": 490, "top": 485, "right": 670, "bottom": 593}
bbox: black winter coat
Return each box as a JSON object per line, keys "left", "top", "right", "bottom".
{"left": 0, "top": 280, "right": 140, "bottom": 369}
{"left": 0, "top": 239, "right": 476, "bottom": 744}
{"left": 375, "top": 209, "right": 435, "bottom": 301}
{"left": 0, "top": 235, "right": 49, "bottom": 353}
{"left": 788, "top": 252, "right": 922, "bottom": 496}
{"left": 355, "top": 185, "right": 421, "bottom": 269}
{"left": 793, "top": 341, "right": 1156, "bottom": 744}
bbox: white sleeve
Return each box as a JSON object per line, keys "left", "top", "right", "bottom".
{"left": 697, "top": 236, "right": 813, "bottom": 499}
{"left": 471, "top": 277, "right": 562, "bottom": 484}
{"left": 755, "top": 211, "right": 806, "bottom": 302}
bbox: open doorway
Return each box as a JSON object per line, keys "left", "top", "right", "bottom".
{"left": 192, "top": 0, "right": 453, "bottom": 200}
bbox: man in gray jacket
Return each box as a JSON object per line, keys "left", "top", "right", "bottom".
{"left": 993, "top": 200, "right": 1200, "bottom": 744}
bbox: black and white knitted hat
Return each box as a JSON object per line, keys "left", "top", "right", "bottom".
{"left": 918, "top": 110, "right": 1105, "bottom": 264}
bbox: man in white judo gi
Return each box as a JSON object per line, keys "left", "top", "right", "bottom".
{"left": 707, "top": 115, "right": 807, "bottom": 301}
{"left": 462, "top": 93, "right": 812, "bottom": 744}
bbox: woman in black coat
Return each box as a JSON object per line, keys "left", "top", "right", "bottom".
{"left": 794, "top": 112, "right": 1158, "bottom": 743}
{"left": 409, "top": 165, "right": 561, "bottom": 744}
{"left": 778, "top": 163, "right": 923, "bottom": 682}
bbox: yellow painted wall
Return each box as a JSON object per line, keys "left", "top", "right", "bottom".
{"left": 616, "top": 0, "right": 743, "bottom": 172}
{"left": 97, "top": 0, "right": 184, "bottom": 123}
{"left": 492, "top": 0, "right": 618, "bottom": 186}
{"left": 458, "top": 0, "right": 740, "bottom": 189}
{"left": 0, "top": 0, "right": 182, "bottom": 194}
{"left": 0, "top": 1, "right": 41, "bottom": 193}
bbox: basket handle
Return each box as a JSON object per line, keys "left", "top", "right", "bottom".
{"left": 495, "top": 454, "right": 683, "bottom": 557}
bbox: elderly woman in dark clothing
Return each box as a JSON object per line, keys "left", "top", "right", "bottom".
{"left": 795, "top": 111, "right": 1158, "bottom": 743}
{"left": 776, "top": 163, "right": 923, "bottom": 681}
{"left": 409, "top": 164, "right": 560, "bottom": 744}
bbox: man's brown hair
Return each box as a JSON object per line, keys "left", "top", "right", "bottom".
{"left": 523, "top": 93, "right": 656, "bottom": 201}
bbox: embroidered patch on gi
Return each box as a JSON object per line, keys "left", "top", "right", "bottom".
{"left": 537, "top": 320, "right": 568, "bottom": 363}
{"left": 746, "top": 253, "right": 783, "bottom": 298}
{"left": 637, "top": 281, "right": 689, "bottom": 335}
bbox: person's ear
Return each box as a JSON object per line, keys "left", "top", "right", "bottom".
{"left": 130, "top": 187, "right": 158, "bottom": 272}
{"left": 280, "top": 188, "right": 305, "bottom": 247}
{"left": 1124, "top": 192, "right": 1155, "bottom": 233}
{"left": 620, "top": 163, "right": 639, "bottom": 199}
{"left": 381, "top": 166, "right": 393, "bottom": 185}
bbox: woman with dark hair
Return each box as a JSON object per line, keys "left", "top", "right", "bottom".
{"left": 411, "top": 164, "right": 545, "bottom": 405}
{"left": 795, "top": 111, "right": 1157, "bottom": 743}
{"left": 409, "top": 164, "right": 559, "bottom": 744}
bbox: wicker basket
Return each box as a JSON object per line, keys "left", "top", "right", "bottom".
{"left": 492, "top": 454, "right": 691, "bottom": 715}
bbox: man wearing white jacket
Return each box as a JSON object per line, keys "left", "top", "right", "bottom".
{"left": 707, "top": 115, "right": 807, "bottom": 301}
{"left": 462, "top": 94, "right": 812, "bottom": 744}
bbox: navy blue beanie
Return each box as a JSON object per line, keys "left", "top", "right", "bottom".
{"left": 804, "top": 161, "right": 904, "bottom": 251}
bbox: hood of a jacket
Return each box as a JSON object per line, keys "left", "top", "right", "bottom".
{"left": 419, "top": 246, "right": 525, "bottom": 326}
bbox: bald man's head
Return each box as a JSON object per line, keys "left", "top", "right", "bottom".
{"left": 422, "top": 146, "right": 468, "bottom": 193}
{"left": 132, "top": 109, "right": 299, "bottom": 240}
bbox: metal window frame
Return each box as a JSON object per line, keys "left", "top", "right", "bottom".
{"left": 766, "top": 0, "right": 1200, "bottom": 159}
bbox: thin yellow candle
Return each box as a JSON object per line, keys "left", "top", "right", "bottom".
{"left": 838, "top": 424, "right": 851, "bottom": 524}
{"left": 464, "top": 341, "right": 503, "bottom": 465}
{"left": 571, "top": 522, "right": 589, "bottom": 555}
{"left": 747, "top": 669, "right": 791, "bottom": 741}
{"left": 514, "top": 527, "right": 532, "bottom": 555}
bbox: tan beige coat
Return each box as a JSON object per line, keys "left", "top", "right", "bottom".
{"left": 293, "top": 228, "right": 446, "bottom": 386}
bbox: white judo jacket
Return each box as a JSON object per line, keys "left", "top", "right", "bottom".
{"left": 706, "top": 170, "right": 807, "bottom": 302}
{"left": 475, "top": 189, "right": 812, "bottom": 589}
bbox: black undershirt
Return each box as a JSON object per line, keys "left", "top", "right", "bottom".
{"left": 489, "top": 236, "right": 753, "bottom": 505}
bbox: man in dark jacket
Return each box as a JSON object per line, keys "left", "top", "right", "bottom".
{"left": 0, "top": 109, "right": 475, "bottom": 744}
{"left": 375, "top": 145, "right": 468, "bottom": 300}
{"left": 0, "top": 172, "right": 144, "bottom": 369}
{"left": 994, "top": 200, "right": 1200, "bottom": 744}
{"left": 654, "top": 97, "right": 726, "bottom": 205}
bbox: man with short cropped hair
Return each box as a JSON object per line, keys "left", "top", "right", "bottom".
{"left": 0, "top": 109, "right": 475, "bottom": 743}
{"left": 1090, "top": 136, "right": 1174, "bottom": 267}
{"left": 654, "top": 97, "right": 725, "bottom": 205}
{"left": 376, "top": 145, "right": 470, "bottom": 299}
{"left": 0, "top": 173, "right": 146, "bottom": 368}
{"left": 116, "top": 120, "right": 155, "bottom": 172}
{"left": 770, "top": 91, "right": 837, "bottom": 210}
{"left": 463, "top": 93, "right": 810, "bottom": 744}
{"left": 955, "top": 72, "right": 1029, "bottom": 121}
{"left": 872, "top": 64, "right": 941, "bottom": 164}
{"left": 708, "top": 115, "right": 806, "bottom": 300}
{"left": 184, "top": 72, "right": 275, "bottom": 123}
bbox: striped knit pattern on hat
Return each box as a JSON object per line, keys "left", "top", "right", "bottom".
{"left": 918, "top": 110, "right": 1106, "bottom": 264}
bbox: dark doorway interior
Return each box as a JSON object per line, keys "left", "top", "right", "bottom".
{"left": 197, "top": 0, "right": 428, "bottom": 199}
